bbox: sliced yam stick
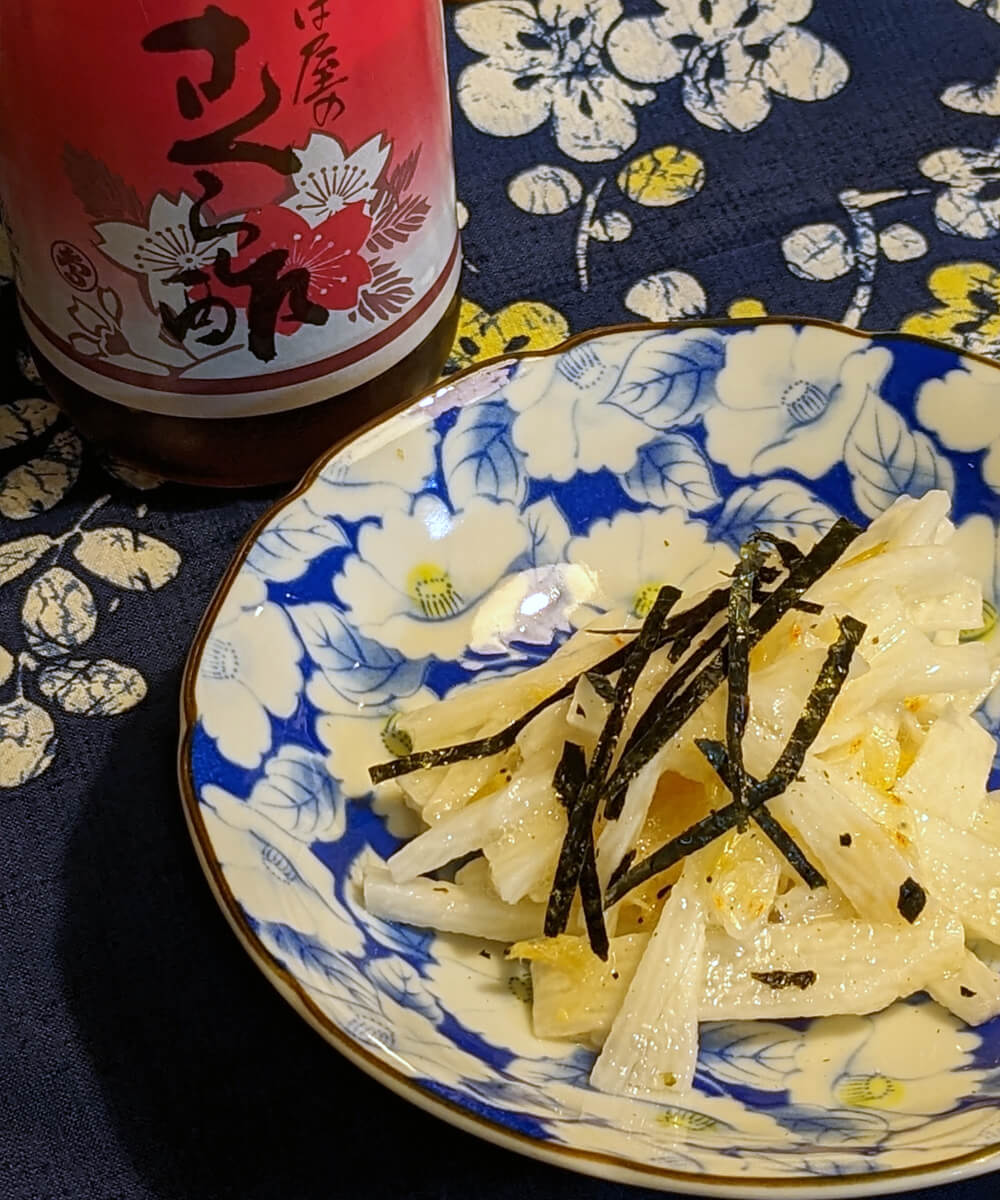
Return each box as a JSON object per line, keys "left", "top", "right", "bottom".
{"left": 895, "top": 707, "right": 994, "bottom": 829}
{"left": 363, "top": 869, "right": 545, "bottom": 942}
{"left": 927, "top": 947, "right": 1000, "bottom": 1025}
{"left": 912, "top": 812, "right": 1000, "bottom": 942}
{"left": 590, "top": 864, "right": 706, "bottom": 1097}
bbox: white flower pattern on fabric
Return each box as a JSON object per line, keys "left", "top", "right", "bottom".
{"left": 917, "top": 361, "right": 1000, "bottom": 493}
{"left": 607, "top": 0, "right": 850, "bottom": 134}
{"left": 568, "top": 507, "right": 735, "bottom": 623}
{"left": 95, "top": 192, "right": 241, "bottom": 312}
{"left": 703, "top": 324, "right": 891, "bottom": 477}
{"left": 920, "top": 142, "right": 1000, "bottom": 239}
{"left": 453, "top": 0, "right": 656, "bottom": 162}
{"left": 196, "top": 572, "right": 303, "bottom": 769}
{"left": 335, "top": 495, "right": 533, "bottom": 659}
{"left": 281, "top": 133, "right": 390, "bottom": 227}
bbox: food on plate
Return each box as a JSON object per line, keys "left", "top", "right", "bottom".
{"left": 361, "top": 491, "right": 1000, "bottom": 1099}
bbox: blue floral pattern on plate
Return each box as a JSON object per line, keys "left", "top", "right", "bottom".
{"left": 183, "top": 319, "right": 1000, "bottom": 1194}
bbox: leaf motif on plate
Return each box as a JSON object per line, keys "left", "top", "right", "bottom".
{"left": 367, "top": 954, "right": 444, "bottom": 1023}
{"left": 699, "top": 1022, "right": 803, "bottom": 1092}
{"left": 287, "top": 602, "right": 426, "bottom": 709}
{"left": 0, "top": 534, "right": 55, "bottom": 588}
{"left": 72, "top": 526, "right": 181, "bottom": 590}
{"left": 21, "top": 566, "right": 97, "bottom": 658}
{"left": 713, "top": 479, "right": 838, "bottom": 550}
{"left": 246, "top": 497, "right": 348, "bottom": 583}
{"left": 248, "top": 743, "right": 345, "bottom": 842}
{"left": 441, "top": 399, "right": 528, "bottom": 508}
{"left": 0, "top": 429, "right": 82, "bottom": 519}
{"left": 0, "top": 698, "right": 56, "bottom": 787}
{"left": 37, "top": 657, "right": 147, "bottom": 715}
{"left": 523, "top": 496, "right": 572, "bottom": 566}
{"left": 845, "top": 393, "right": 955, "bottom": 518}
{"left": 612, "top": 331, "right": 724, "bottom": 430}
{"left": 262, "top": 921, "right": 378, "bottom": 1009}
{"left": 0, "top": 397, "right": 59, "bottom": 450}
{"left": 621, "top": 433, "right": 721, "bottom": 512}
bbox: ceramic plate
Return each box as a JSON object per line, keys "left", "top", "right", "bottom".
{"left": 180, "top": 318, "right": 1000, "bottom": 1197}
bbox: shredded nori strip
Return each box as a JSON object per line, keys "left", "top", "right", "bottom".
{"left": 897, "top": 876, "right": 927, "bottom": 924}
{"left": 751, "top": 969, "right": 817, "bottom": 991}
{"left": 553, "top": 741, "right": 587, "bottom": 810}
{"left": 602, "top": 519, "right": 863, "bottom": 810}
{"left": 726, "top": 540, "right": 768, "bottom": 822}
{"left": 579, "top": 835, "right": 609, "bottom": 961}
{"left": 607, "top": 849, "right": 636, "bottom": 891}
{"left": 794, "top": 599, "right": 824, "bottom": 615}
{"left": 961, "top": 986, "right": 977, "bottom": 998}
{"left": 605, "top": 613, "right": 864, "bottom": 906}
{"left": 547, "top": 587, "right": 681, "bottom": 944}
{"left": 584, "top": 670, "right": 618, "bottom": 705}
{"left": 839, "top": 832, "right": 853, "bottom": 847}
{"left": 695, "top": 737, "right": 827, "bottom": 888}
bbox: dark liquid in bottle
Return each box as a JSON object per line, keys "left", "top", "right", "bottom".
{"left": 30, "top": 291, "right": 460, "bottom": 488}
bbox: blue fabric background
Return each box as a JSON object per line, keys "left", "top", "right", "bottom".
{"left": 3, "top": 1, "right": 1000, "bottom": 1195}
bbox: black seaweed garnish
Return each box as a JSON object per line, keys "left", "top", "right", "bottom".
{"left": 602, "top": 519, "right": 863, "bottom": 811}
{"left": 553, "top": 741, "right": 587, "bottom": 811}
{"left": 585, "top": 670, "right": 618, "bottom": 705}
{"left": 897, "top": 877, "right": 927, "bottom": 924}
{"left": 605, "top": 614, "right": 864, "bottom": 906}
{"left": 751, "top": 969, "right": 817, "bottom": 991}
{"left": 547, "top": 587, "right": 681, "bottom": 954}
{"left": 839, "top": 833, "right": 853, "bottom": 847}
{"left": 961, "top": 986, "right": 977, "bottom": 998}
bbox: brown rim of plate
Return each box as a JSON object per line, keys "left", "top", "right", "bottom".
{"left": 177, "top": 315, "right": 1000, "bottom": 1194}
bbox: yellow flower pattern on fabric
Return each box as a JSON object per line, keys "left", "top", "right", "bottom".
{"left": 445, "top": 298, "right": 570, "bottom": 373}
{"left": 901, "top": 262, "right": 1000, "bottom": 358}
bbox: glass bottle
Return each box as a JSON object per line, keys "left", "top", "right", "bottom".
{"left": 0, "top": 0, "right": 460, "bottom": 485}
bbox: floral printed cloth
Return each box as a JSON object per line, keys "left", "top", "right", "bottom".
{"left": 2, "top": 3, "right": 1000, "bottom": 1198}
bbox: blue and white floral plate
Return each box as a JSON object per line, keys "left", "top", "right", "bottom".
{"left": 180, "top": 318, "right": 1000, "bottom": 1197}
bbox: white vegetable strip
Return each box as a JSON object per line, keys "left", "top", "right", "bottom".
{"left": 484, "top": 773, "right": 567, "bottom": 904}
{"left": 770, "top": 769, "right": 918, "bottom": 924}
{"left": 912, "top": 812, "right": 1000, "bottom": 941}
{"left": 363, "top": 869, "right": 545, "bottom": 942}
{"left": 595, "top": 748, "right": 668, "bottom": 890}
{"left": 927, "top": 948, "right": 1000, "bottom": 1026}
{"left": 895, "top": 707, "right": 994, "bottom": 828}
{"left": 387, "top": 791, "right": 503, "bottom": 882}
{"left": 528, "top": 935, "right": 648, "bottom": 1042}
{"left": 703, "top": 906, "right": 964, "bottom": 1020}
{"left": 591, "top": 865, "right": 706, "bottom": 1097}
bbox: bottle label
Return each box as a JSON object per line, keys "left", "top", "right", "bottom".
{"left": 0, "top": 0, "right": 459, "bottom": 417}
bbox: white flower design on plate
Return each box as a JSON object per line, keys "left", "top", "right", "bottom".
{"left": 917, "top": 360, "right": 1000, "bottom": 493}
{"left": 703, "top": 324, "right": 891, "bottom": 477}
{"left": 196, "top": 572, "right": 302, "bottom": 769}
{"left": 568, "top": 507, "right": 735, "bottom": 622}
{"left": 607, "top": 0, "right": 849, "bottom": 134}
{"left": 789, "top": 1004, "right": 984, "bottom": 1119}
{"left": 334, "top": 495, "right": 533, "bottom": 659}
{"left": 920, "top": 142, "right": 1000, "bottom": 239}
{"left": 453, "top": 0, "right": 656, "bottom": 163}
{"left": 282, "top": 132, "right": 390, "bottom": 227}
{"left": 307, "top": 423, "right": 437, "bottom": 524}
{"left": 199, "top": 783, "right": 364, "bottom": 956}
{"left": 95, "top": 192, "right": 240, "bottom": 311}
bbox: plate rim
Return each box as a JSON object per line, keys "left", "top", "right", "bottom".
{"left": 178, "top": 315, "right": 1000, "bottom": 1196}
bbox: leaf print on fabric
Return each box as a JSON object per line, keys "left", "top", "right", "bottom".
{"left": 782, "top": 224, "right": 855, "bottom": 280}
{"left": 441, "top": 399, "right": 528, "bottom": 508}
{"left": 0, "top": 397, "right": 59, "bottom": 449}
{"left": 0, "top": 698, "right": 56, "bottom": 788}
{"left": 617, "top": 146, "right": 706, "bottom": 207}
{"left": 72, "top": 526, "right": 181, "bottom": 590}
{"left": 37, "top": 658, "right": 147, "bottom": 716}
{"left": 624, "top": 271, "right": 707, "bottom": 320}
{"left": 878, "top": 224, "right": 928, "bottom": 262}
{"left": 901, "top": 262, "right": 1000, "bottom": 358}
{"left": 941, "top": 0, "right": 1000, "bottom": 114}
{"left": 920, "top": 142, "right": 1000, "bottom": 239}
{"left": 445, "top": 298, "right": 570, "bottom": 373}
{"left": 507, "top": 165, "right": 583, "bottom": 214}
{"left": 21, "top": 567, "right": 97, "bottom": 658}
{"left": 0, "top": 646, "right": 12, "bottom": 688}
{"left": 453, "top": 0, "right": 656, "bottom": 162}
{"left": 587, "top": 210, "right": 632, "bottom": 242}
{"left": 621, "top": 433, "right": 721, "bottom": 512}
{"left": 245, "top": 497, "right": 348, "bottom": 584}
{"left": 607, "top": 0, "right": 850, "bottom": 134}
{"left": 0, "top": 535, "right": 55, "bottom": 588}
{"left": 0, "top": 429, "right": 82, "bottom": 519}
{"left": 844, "top": 392, "right": 955, "bottom": 518}
{"left": 713, "top": 478, "right": 838, "bottom": 551}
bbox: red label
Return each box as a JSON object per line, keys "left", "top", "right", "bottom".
{"left": 0, "top": 0, "right": 459, "bottom": 416}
